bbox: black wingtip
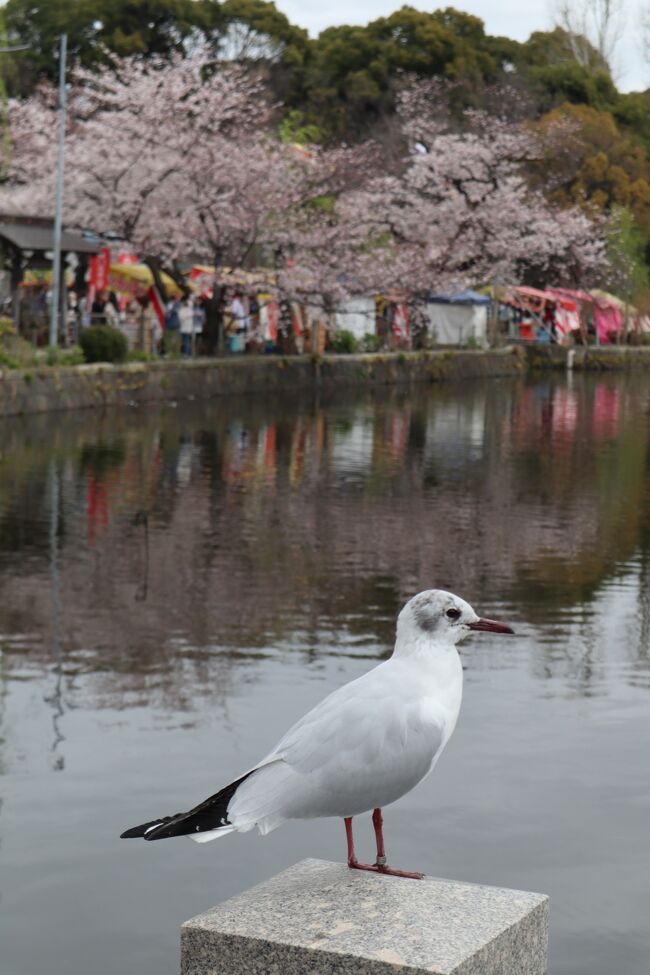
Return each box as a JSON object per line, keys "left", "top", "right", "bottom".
{"left": 119, "top": 770, "right": 253, "bottom": 842}
{"left": 120, "top": 817, "right": 170, "bottom": 839}
{"left": 120, "top": 826, "right": 148, "bottom": 839}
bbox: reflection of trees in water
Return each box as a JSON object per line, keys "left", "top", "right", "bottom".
{"left": 633, "top": 447, "right": 650, "bottom": 679}
{"left": 0, "top": 377, "right": 649, "bottom": 712}
{"left": 43, "top": 460, "right": 65, "bottom": 770}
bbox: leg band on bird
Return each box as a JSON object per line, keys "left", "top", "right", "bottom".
{"left": 344, "top": 812, "right": 424, "bottom": 880}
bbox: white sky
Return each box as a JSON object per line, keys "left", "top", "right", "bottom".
{"left": 275, "top": 0, "right": 648, "bottom": 92}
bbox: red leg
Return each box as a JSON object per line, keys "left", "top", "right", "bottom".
{"left": 372, "top": 808, "right": 423, "bottom": 879}
{"left": 345, "top": 816, "right": 377, "bottom": 872}
{"left": 344, "top": 812, "right": 423, "bottom": 880}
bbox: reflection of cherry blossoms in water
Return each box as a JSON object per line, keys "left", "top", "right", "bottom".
{"left": 44, "top": 460, "right": 65, "bottom": 771}
{"left": 0, "top": 375, "right": 646, "bottom": 713}
{"left": 591, "top": 385, "right": 620, "bottom": 440}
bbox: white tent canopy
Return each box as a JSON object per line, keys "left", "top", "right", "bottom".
{"left": 426, "top": 292, "right": 489, "bottom": 347}
{"left": 334, "top": 297, "right": 376, "bottom": 340}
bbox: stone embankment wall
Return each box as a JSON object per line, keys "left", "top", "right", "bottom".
{"left": 0, "top": 348, "right": 524, "bottom": 418}
{"left": 1, "top": 345, "right": 649, "bottom": 418}
{"left": 524, "top": 344, "right": 650, "bottom": 371}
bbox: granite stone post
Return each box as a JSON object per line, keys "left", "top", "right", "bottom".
{"left": 181, "top": 858, "right": 549, "bottom": 975}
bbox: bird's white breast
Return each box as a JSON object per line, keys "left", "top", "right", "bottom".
{"left": 416, "top": 648, "right": 463, "bottom": 749}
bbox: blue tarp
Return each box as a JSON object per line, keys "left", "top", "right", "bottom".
{"left": 428, "top": 289, "right": 490, "bottom": 306}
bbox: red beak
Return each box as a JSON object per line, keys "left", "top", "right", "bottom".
{"left": 468, "top": 617, "right": 515, "bottom": 634}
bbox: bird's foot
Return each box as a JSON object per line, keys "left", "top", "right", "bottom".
{"left": 377, "top": 864, "right": 424, "bottom": 879}
{"left": 347, "top": 858, "right": 424, "bottom": 880}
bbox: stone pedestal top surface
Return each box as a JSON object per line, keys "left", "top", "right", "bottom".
{"left": 181, "top": 858, "right": 549, "bottom": 975}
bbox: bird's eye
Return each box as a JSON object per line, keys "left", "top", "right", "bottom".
{"left": 446, "top": 608, "right": 461, "bottom": 620}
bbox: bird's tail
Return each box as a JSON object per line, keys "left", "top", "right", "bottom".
{"left": 120, "top": 771, "right": 252, "bottom": 841}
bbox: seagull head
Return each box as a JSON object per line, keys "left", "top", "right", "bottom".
{"left": 395, "top": 589, "right": 514, "bottom": 653}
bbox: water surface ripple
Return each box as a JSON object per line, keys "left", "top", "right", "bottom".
{"left": 1, "top": 374, "right": 649, "bottom": 974}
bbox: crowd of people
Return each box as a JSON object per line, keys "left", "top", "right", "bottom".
{"left": 162, "top": 295, "right": 206, "bottom": 356}
{"left": 59, "top": 289, "right": 206, "bottom": 357}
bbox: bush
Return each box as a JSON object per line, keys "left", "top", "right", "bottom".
{"left": 0, "top": 316, "right": 16, "bottom": 339}
{"left": 0, "top": 347, "right": 19, "bottom": 369}
{"left": 127, "top": 349, "right": 155, "bottom": 363}
{"left": 39, "top": 345, "right": 85, "bottom": 367}
{"left": 80, "top": 325, "right": 128, "bottom": 364}
{"left": 360, "top": 332, "right": 381, "bottom": 353}
{"left": 0, "top": 319, "right": 38, "bottom": 368}
{"left": 330, "top": 329, "right": 359, "bottom": 354}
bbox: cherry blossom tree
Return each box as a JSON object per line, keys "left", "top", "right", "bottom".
{"left": 1, "top": 64, "right": 609, "bottom": 350}
{"left": 0, "top": 47, "right": 375, "bottom": 347}
{"left": 0, "top": 49, "right": 271, "bottom": 244}
{"left": 337, "top": 81, "right": 607, "bottom": 303}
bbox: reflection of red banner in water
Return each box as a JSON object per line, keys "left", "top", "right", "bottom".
{"left": 387, "top": 412, "right": 410, "bottom": 462}
{"left": 86, "top": 474, "right": 109, "bottom": 545}
{"left": 551, "top": 388, "right": 579, "bottom": 440}
{"left": 592, "top": 386, "right": 620, "bottom": 440}
{"left": 289, "top": 421, "right": 307, "bottom": 485}
{"left": 264, "top": 424, "right": 276, "bottom": 472}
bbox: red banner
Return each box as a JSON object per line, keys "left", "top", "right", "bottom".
{"left": 89, "top": 247, "right": 111, "bottom": 290}
{"left": 147, "top": 285, "right": 166, "bottom": 329}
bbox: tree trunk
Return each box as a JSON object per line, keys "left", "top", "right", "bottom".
{"left": 277, "top": 298, "right": 295, "bottom": 354}
{"left": 143, "top": 255, "right": 169, "bottom": 305}
{"left": 203, "top": 284, "right": 225, "bottom": 356}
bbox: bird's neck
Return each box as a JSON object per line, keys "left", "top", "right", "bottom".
{"left": 393, "top": 638, "right": 463, "bottom": 733}
{"left": 394, "top": 628, "right": 459, "bottom": 659}
{"left": 393, "top": 634, "right": 461, "bottom": 683}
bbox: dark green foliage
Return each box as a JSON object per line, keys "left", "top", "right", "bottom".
{"left": 302, "top": 6, "right": 499, "bottom": 137}
{"left": 80, "top": 325, "right": 128, "bottom": 364}
{"left": 330, "top": 330, "right": 359, "bottom": 354}
{"left": 2, "top": 0, "right": 308, "bottom": 97}
{"left": 4, "top": 0, "right": 649, "bottom": 147}
{"left": 79, "top": 440, "right": 127, "bottom": 478}
{"left": 528, "top": 63, "right": 618, "bottom": 112}
{"left": 3, "top": 0, "right": 215, "bottom": 94}
{"left": 361, "top": 333, "right": 382, "bottom": 352}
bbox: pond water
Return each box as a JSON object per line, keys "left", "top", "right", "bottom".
{"left": 1, "top": 374, "right": 649, "bottom": 975}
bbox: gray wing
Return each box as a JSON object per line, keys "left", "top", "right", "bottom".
{"left": 266, "top": 661, "right": 443, "bottom": 781}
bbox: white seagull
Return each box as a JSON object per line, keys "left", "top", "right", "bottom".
{"left": 121, "top": 589, "right": 514, "bottom": 878}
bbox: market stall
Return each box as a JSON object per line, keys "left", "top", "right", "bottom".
{"left": 426, "top": 290, "right": 489, "bottom": 347}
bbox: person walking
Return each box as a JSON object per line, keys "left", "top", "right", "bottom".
{"left": 91, "top": 290, "right": 108, "bottom": 324}
{"left": 139, "top": 296, "right": 157, "bottom": 355}
{"left": 192, "top": 297, "right": 206, "bottom": 357}
{"left": 163, "top": 296, "right": 181, "bottom": 356}
{"left": 179, "top": 296, "right": 194, "bottom": 357}
{"left": 230, "top": 292, "right": 250, "bottom": 353}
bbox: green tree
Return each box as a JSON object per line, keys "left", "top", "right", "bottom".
{"left": 302, "top": 6, "right": 499, "bottom": 137}
{"left": 605, "top": 205, "right": 650, "bottom": 300}
{"left": 534, "top": 104, "right": 650, "bottom": 235}
{"left": 216, "top": 0, "right": 309, "bottom": 101}
{"left": 3, "top": 0, "right": 214, "bottom": 94}
{"left": 218, "top": 0, "right": 307, "bottom": 65}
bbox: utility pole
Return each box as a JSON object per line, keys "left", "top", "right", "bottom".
{"left": 49, "top": 33, "right": 67, "bottom": 348}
